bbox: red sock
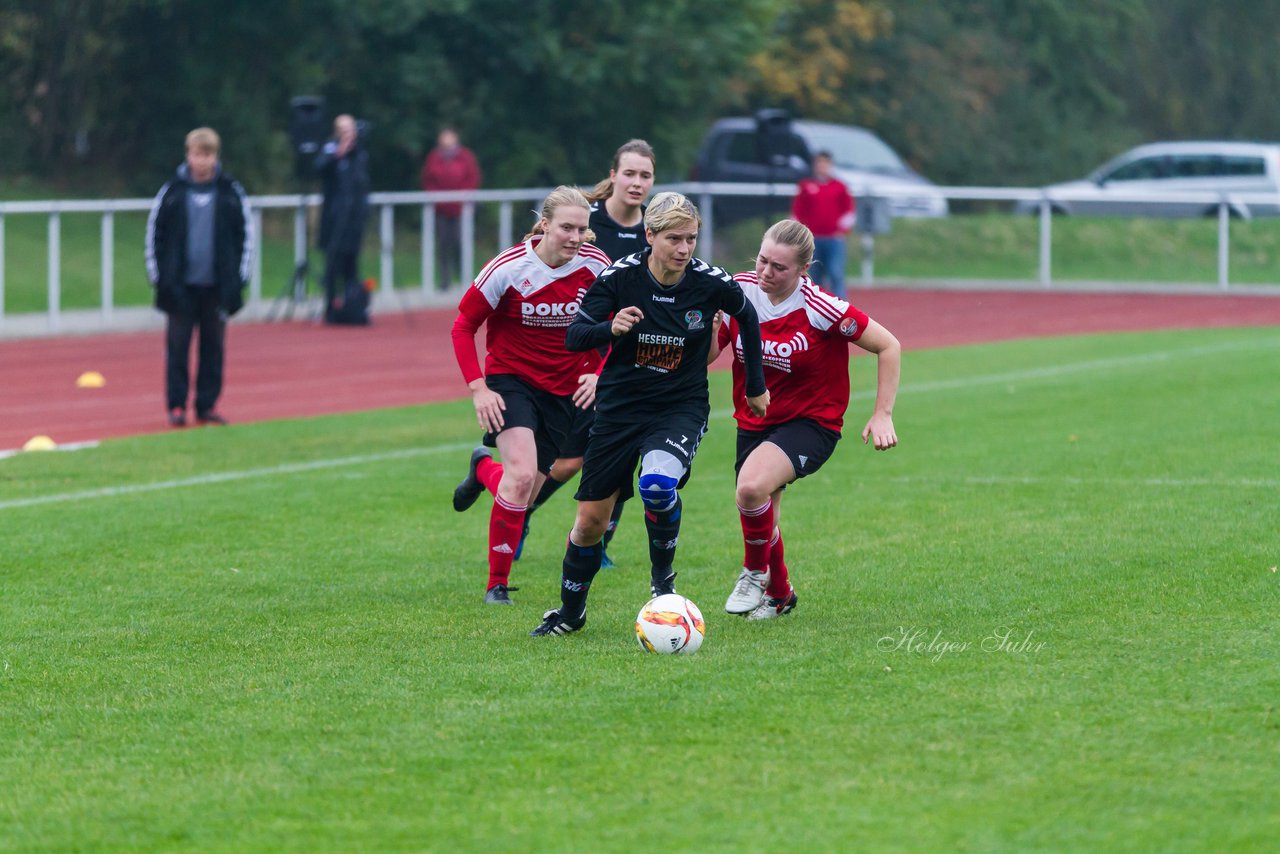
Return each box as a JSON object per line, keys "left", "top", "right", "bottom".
{"left": 487, "top": 494, "right": 526, "bottom": 589}
{"left": 737, "top": 499, "right": 773, "bottom": 574}
{"left": 476, "top": 456, "right": 503, "bottom": 496}
{"left": 766, "top": 528, "right": 791, "bottom": 599}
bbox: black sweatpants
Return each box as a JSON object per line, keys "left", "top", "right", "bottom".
{"left": 165, "top": 285, "right": 226, "bottom": 415}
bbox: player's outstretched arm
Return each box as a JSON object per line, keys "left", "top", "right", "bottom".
{"left": 855, "top": 319, "right": 901, "bottom": 450}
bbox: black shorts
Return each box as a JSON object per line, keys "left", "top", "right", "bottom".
{"left": 558, "top": 405, "right": 596, "bottom": 459}
{"left": 481, "top": 373, "right": 575, "bottom": 475}
{"left": 735, "top": 418, "right": 841, "bottom": 481}
{"left": 575, "top": 404, "right": 708, "bottom": 502}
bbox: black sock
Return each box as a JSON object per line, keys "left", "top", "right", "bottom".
{"left": 560, "top": 537, "right": 603, "bottom": 621}
{"left": 644, "top": 495, "right": 681, "bottom": 585}
{"left": 530, "top": 476, "right": 567, "bottom": 513}
{"left": 602, "top": 498, "right": 626, "bottom": 548}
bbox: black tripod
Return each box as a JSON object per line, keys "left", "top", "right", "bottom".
{"left": 267, "top": 190, "right": 322, "bottom": 322}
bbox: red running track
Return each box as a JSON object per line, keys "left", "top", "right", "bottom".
{"left": 2, "top": 288, "right": 1278, "bottom": 451}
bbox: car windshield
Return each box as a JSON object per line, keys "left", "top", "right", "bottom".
{"left": 800, "top": 125, "right": 908, "bottom": 174}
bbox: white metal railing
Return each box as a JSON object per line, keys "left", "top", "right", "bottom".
{"left": 2, "top": 182, "right": 1279, "bottom": 335}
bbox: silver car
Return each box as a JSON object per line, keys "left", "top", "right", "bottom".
{"left": 1016, "top": 141, "right": 1280, "bottom": 218}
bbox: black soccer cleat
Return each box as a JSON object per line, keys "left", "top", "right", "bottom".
{"left": 650, "top": 570, "right": 678, "bottom": 598}
{"left": 452, "top": 447, "right": 491, "bottom": 512}
{"left": 483, "top": 584, "right": 517, "bottom": 605}
{"left": 529, "top": 608, "right": 585, "bottom": 637}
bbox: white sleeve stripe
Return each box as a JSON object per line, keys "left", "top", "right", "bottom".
{"left": 474, "top": 245, "right": 526, "bottom": 290}
{"left": 803, "top": 282, "right": 846, "bottom": 323}
{"left": 233, "top": 180, "right": 254, "bottom": 283}
{"left": 144, "top": 182, "right": 170, "bottom": 284}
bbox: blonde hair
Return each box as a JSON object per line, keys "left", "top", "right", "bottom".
{"left": 185, "top": 127, "right": 221, "bottom": 154}
{"left": 585, "top": 139, "right": 656, "bottom": 203}
{"left": 761, "top": 219, "right": 815, "bottom": 269}
{"left": 643, "top": 191, "right": 700, "bottom": 235}
{"left": 523, "top": 185, "right": 597, "bottom": 243}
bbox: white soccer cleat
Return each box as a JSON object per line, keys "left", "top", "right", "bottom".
{"left": 724, "top": 568, "right": 769, "bottom": 614}
{"left": 746, "top": 590, "right": 798, "bottom": 621}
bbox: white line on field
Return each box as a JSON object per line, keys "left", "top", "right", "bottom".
{"left": 2, "top": 337, "right": 1275, "bottom": 512}
{"left": 889, "top": 474, "right": 1280, "bottom": 489}
{"left": 0, "top": 442, "right": 474, "bottom": 511}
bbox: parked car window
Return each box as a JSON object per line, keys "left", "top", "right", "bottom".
{"left": 801, "top": 125, "right": 907, "bottom": 174}
{"left": 724, "top": 132, "right": 759, "bottom": 165}
{"left": 1104, "top": 156, "right": 1170, "bottom": 181}
{"left": 1223, "top": 156, "right": 1266, "bottom": 176}
{"left": 1171, "top": 155, "right": 1220, "bottom": 177}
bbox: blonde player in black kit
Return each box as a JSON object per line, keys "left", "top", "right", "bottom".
{"left": 515, "top": 140, "right": 657, "bottom": 567}
{"left": 531, "top": 192, "right": 770, "bottom": 637}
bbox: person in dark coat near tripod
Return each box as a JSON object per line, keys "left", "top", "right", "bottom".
{"left": 315, "top": 114, "right": 371, "bottom": 324}
{"left": 145, "top": 127, "right": 253, "bottom": 427}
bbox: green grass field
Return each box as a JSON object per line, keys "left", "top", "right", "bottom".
{"left": 2, "top": 329, "right": 1278, "bottom": 851}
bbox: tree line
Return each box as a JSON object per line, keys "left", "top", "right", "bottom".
{"left": 4, "top": 0, "right": 1280, "bottom": 197}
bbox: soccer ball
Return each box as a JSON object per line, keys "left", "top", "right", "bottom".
{"left": 635, "top": 594, "right": 706, "bottom": 654}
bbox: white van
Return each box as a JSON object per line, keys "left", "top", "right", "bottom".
{"left": 1018, "top": 141, "right": 1280, "bottom": 218}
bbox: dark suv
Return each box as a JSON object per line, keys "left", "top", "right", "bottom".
{"left": 689, "top": 113, "right": 948, "bottom": 224}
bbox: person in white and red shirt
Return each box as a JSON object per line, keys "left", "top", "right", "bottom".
{"left": 791, "top": 151, "right": 854, "bottom": 298}
{"left": 713, "top": 218, "right": 901, "bottom": 620}
{"left": 449, "top": 186, "right": 612, "bottom": 605}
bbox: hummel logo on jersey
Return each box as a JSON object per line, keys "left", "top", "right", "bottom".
{"left": 652, "top": 294, "right": 675, "bottom": 303}
{"left": 492, "top": 543, "right": 514, "bottom": 554}
{"left": 617, "top": 232, "right": 638, "bottom": 239}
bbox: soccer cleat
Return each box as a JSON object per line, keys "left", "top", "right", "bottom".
{"left": 196, "top": 411, "right": 228, "bottom": 426}
{"left": 483, "top": 584, "right": 517, "bottom": 605}
{"left": 650, "top": 570, "right": 678, "bottom": 598}
{"left": 529, "top": 608, "right": 585, "bottom": 637}
{"left": 167, "top": 407, "right": 187, "bottom": 427}
{"left": 746, "top": 590, "right": 798, "bottom": 621}
{"left": 600, "top": 549, "right": 616, "bottom": 570}
{"left": 452, "top": 447, "right": 491, "bottom": 512}
{"left": 725, "top": 568, "right": 770, "bottom": 615}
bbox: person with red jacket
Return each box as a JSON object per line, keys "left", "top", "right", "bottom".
{"left": 791, "top": 151, "right": 854, "bottom": 298}
{"left": 420, "top": 127, "right": 482, "bottom": 290}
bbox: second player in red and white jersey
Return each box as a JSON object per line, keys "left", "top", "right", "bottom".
{"left": 712, "top": 218, "right": 900, "bottom": 624}
{"left": 718, "top": 272, "right": 870, "bottom": 433}
{"left": 452, "top": 230, "right": 611, "bottom": 397}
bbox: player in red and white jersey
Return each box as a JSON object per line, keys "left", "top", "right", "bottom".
{"left": 712, "top": 218, "right": 901, "bottom": 620}
{"left": 448, "top": 186, "right": 612, "bottom": 605}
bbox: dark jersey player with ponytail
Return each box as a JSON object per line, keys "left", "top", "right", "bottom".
{"left": 516, "top": 140, "right": 656, "bottom": 567}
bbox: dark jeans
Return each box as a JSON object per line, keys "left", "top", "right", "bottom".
{"left": 812, "top": 236, "right": 848, "bottom": 299}
{"left": 435, "top": 215, "right": 461, "bottom": 290}
{"left": 323, "top": 247, "right": 360, "bottom": 315}
{"left": 165, "top": 285, "right": 225, "bottom": 415}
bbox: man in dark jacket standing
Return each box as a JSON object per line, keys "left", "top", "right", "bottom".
{"left": 315, "top": 114, "right": 371, "bottom": 324}
{"left": 145, "top": 127, "right": 253, "bottom": 427}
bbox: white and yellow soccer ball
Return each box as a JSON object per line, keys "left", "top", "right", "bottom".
{"left": 635, "top": 594, "right": 706, "bottom": 654}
